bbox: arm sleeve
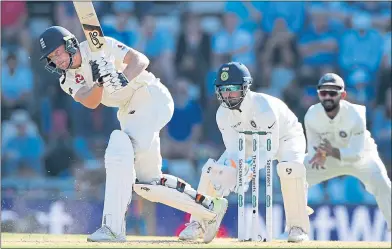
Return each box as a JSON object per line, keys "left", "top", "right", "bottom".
{"left": 278, "top": 98, "right": 303, "bottom": 140}
{"left": 104, "top": 37, "right": 130, "bottom": 63}
{"left": 339, "top": 114, "right": 366, "bottom": 162}
{"left": 216, "top": 109, "right": 239, "bottom": 163}
{"left": 304, "top": 110, "right": 320, "bottom": 158}
{"left": 59, "top": 74, "right": 85, "bottom": 98}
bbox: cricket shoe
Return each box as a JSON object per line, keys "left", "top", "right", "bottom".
{"left": 203, "top": 197, "right": 228, "bottom": 243}
{"left": 280, "top": 206, "right": 313, "bottom": 240}
{"left": 178, "top": 221, "right": 204, "bottom": 241}
{"left": 287, "top": 226, "right": 309, "bottom": 243}
{"left": 87, "top": 225, "right": 126, "bottom": 242}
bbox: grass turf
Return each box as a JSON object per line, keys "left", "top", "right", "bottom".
{"left": 1, "top": 233, "right": 391, "bottom": 248}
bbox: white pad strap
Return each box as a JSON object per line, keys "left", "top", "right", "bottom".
{"left": 277, "top": 162, "right": 310, "bottom": 234}
{"left": 134, "top": 183, "right": 216, "bottom": 220}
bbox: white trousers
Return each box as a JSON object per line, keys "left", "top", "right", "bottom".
{"left": 304, "top": 152, "right": 392, "bottom": 230}
{"left": 276, "top": 134, "right": 306, "bottom": 164}
{"left": 117, "top": 79, "right": 174, "bottom": 183}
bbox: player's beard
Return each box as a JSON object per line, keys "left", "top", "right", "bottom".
{"left": 226, "top": 97, "right": 242, "bottom": 108}
{"left": 321, "top": 99, "right": 339, "bottom": 112}
{"left": 218, "top": 91, "right": 244, "bottom": 109}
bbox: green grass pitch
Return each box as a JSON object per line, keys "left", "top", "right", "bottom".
{"left": 1, "top": 233, "right": 391, "bottom": 248}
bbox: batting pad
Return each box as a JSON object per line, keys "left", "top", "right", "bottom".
{"left": 134, "top": 184, "right": 216, "bottom": 220}
{"left": 189, "top": 159, "right": 224, "bottom": 224}
{"left": 277, "top": 162, "right": 310, "bottom": 234}
{"left": 102, "top": 130, "right": 136, "bottom": 236}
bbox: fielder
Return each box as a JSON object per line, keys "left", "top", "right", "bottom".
{"left": 179, "top": 62, "right": 310, "bottom": 242}
{"left": 38, "top": 26, "right": 228, "bottom": 243}
{"left": 304, "top": 73, "right": 391, "bottom": 232}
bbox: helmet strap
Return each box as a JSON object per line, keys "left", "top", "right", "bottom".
{"left": 64, "top": 36, "right": 78, "bottom": 70}
{"left": 66, "top": 53, "right": 74, "bottom": 70}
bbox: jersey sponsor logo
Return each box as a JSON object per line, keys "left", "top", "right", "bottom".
{"left": 75, "top": 74, "right": 85, "bottom": 84}
{"left": 268, "top": 121, "right": 276, "bottom": 129}
{"left": 250, "top": 120, "right": 257, "bottom": 128}
{"left": 117, "top": 44, "right": 127, "bottom": 50}
{"left": 339, "top": 131, "right": 348, "bottom": 138}
{"left": 231, "top": 122, "right": 241, "bottom": 128}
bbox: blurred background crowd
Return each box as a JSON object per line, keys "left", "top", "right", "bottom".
{"left": 1, "top": 1, "right": 391, "bottom": 232}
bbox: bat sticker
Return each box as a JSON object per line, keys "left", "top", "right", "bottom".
{"left": 82, "top": 24, "right": 104, "bottom": 49}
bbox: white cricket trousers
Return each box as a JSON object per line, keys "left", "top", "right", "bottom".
{"left": 304, "top": 152, "right": 392, "bottom": 230}
{"left": 117, "top": 75, "right": 174, "bottom": 183}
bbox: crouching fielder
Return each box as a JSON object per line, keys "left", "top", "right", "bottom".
{"left": 179, "top": 62, "right": 310, "bottom": 242}
{"left": 38, "top": 26, "right": 228, "bottom": 244}
{"left": 304, "top": 73, "right": 391, "bottom": 231}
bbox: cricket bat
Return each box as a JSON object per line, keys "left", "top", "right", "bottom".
{"left": 73, "top": 1, "right": 106, "bottom": 52}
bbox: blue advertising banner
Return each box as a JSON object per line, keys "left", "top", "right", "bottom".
{"left": 1, "top": 198, "right": 102, "bottom": 234}
{"left": 156, "top": 203, "right": 391, "bottom": 241}
{"left": 1, "top": 198, "right": 390, "bottom": 242}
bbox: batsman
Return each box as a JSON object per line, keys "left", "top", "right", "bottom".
{"left": 179, "top": 62, "right": 310, "bottom": 242}
{"left": 38, "top": 26, "right": 228, "bottom": 243}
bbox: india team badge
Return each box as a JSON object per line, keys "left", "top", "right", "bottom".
{"left": 221, "top": 71, "right": 229, "bottom": 81}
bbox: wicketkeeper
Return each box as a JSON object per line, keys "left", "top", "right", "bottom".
{"left": 178, "top": 62, "right": 310, "bottom": 242}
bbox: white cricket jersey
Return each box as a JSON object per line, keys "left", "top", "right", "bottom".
{"left": 304, "top": 100, "right": 378, "bottom": 164}
{"left": 216, "top": 91, "right": 304, "bottom": 163}
{"left": 59, "top": 36, "right": 156, "bottom": 108}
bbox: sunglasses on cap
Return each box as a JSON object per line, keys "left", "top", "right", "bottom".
{"left": 217, "top": 85, "right": 242, "bottom": 92}
{"left": 317, "top": 89, "right": 343, "bottom": 97}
